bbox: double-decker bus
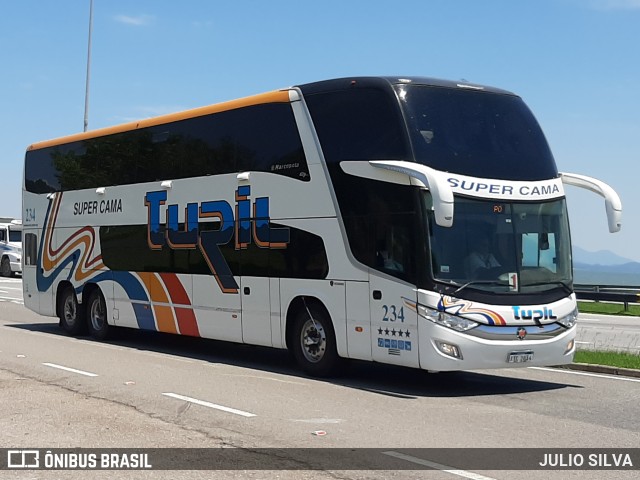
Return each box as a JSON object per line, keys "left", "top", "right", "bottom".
{"left": 22, "top": 77, "right": 622, "bottom": 376}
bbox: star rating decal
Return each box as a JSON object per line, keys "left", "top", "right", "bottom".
{"left": 378, "top": 327, "right": 410, "bottom": 337}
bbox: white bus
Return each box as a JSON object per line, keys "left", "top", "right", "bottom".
{"left": 0, "top": 218, "right": 22, "bottom": 277}
{"left": 22, "top": 77, "right": 622, "bottom": 376}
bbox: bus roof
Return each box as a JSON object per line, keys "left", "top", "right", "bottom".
{"left": 27, "top": 76, "right": 515, "bottom": 152}
{"left": 296, "top": 76, "right": 516, "bottom": 96}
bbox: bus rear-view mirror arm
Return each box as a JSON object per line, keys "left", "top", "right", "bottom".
{"left": 369, "top": 161, "right": 454, "bottom": 227}
{"left": 339, "top": 160, "right": 454, "bottom": 227}
{"left": 559, "top": 172, "right": 622, "bottom": 233}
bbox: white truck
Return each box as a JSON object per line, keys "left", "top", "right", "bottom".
{"left": 0, "top": 218, "right": 22, "bottom": 277}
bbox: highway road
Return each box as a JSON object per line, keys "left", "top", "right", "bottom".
{"left": 575, "top": 313, "right": 640, "bottom": 352}
{"left": 1, "top": 277, "right": 639, "bottom": 479}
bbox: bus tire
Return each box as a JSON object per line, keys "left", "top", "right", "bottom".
{"left": 59, "top": 287, "right": 86, "bottom": 336}
{"left": 87, "top": 288, "right": 110, "bottom": 341}
{"left": 1, "top": 257, "right": 12, "bottom": 277}
{"left": 291, "top": 303, "right": 341, "bottom": 377}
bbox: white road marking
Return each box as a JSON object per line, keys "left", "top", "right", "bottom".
{"left": 292, "top": 418, "right": 344, "bottom": 424}
{"left": 530, "top": 367, "right": 640, "bottom": 383}
{"left": 574, "top": 341, "right": 592, "bottom": 345}
{"left": 1, "top": 326, "right": 201, "bottom": 364}
{"left": 382, "top": 451, "right": 497, "bottom": 480}
{"left": 42, "top": 362, "right": 98, "bottom": 377}
{"left": 0, "top": 295, "right": 23, "bottom": 304}
{"left": 162, "top": 392, "right": 256, "bottom": 417}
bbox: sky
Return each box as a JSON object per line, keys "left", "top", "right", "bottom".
{"left": 1, "top": 0, "right": 639, "bottom": 263}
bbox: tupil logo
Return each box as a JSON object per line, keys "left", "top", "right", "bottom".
{"left": 512, "top": 306, "right": 558, "bottom": 321}
{"left": 144, "top": 185, "right": 289, "bottom": 294}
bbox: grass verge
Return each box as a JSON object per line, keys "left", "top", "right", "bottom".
{"left": 577, "top": 301, "right": 640, "bottom": 316}
{"left": 574, "top": 350, "right": 640, "bottom": 370}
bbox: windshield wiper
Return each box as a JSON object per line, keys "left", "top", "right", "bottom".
{"left": 521, "top": 281, "right": 573, "bottom": 295}
{"left": 454, "top": 280, "right": 509, "bottom": 295}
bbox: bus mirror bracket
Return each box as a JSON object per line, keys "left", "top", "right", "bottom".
{"left": 370, "top": 160, "right": 454, "bottom": 227}
{"left": 559, "top": 172, "right": 622, "bottom": 233}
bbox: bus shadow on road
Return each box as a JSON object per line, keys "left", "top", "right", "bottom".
{"left": 335, "top": 361, "right": 577, "bottom": 398}
{"left": 10, "top": 322, "right": 578, "bottom": 398}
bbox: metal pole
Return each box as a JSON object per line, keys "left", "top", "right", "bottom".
{"left": 83, "top": 0, "right": 94, "bottom": 132}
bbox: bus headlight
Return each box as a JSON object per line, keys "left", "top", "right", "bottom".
{"left": 417, "top": 304, "right": 479, "bottom": 332}
{"left": 435, "top": 341, "right": 463, "bottom": 359}
{"left": 556, "top": 308, "right": 578, "bottom": 328}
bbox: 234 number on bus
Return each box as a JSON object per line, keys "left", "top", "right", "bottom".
{"left": 382, "top": 305, "right": 405, "bottom": 322}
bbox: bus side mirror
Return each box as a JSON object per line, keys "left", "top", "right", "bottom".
{"left": 559, "top": 172, "right": 622, "bottom": 233}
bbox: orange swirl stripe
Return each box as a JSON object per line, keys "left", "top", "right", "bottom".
{"left": 441, "top": 296, "right": 506, "bottom": 325}
{"left": 42, "top": 194, "right": 105, "bottom": 281}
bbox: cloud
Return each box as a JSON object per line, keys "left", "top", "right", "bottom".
{"left": 192, "top": 20, "right": 214, "bottom": 29}
{"left": 114, "top": 14, "right": 155, "bottom": 26}
{"left": 588, "top": 0, "right": 640, "bottom": 10}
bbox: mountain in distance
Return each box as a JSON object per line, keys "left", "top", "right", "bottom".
{"left": 572, "top": 245, "right": 640, "bottom": 286}
{"left": 572, "top": 245, "right": 636, "bottom": 266}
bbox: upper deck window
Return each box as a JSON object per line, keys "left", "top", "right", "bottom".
{"left": 398, "top": 85, "right": 558, "bottom": 181}
{"left": 25, "top": 103, "right": 308, "bottom": 193}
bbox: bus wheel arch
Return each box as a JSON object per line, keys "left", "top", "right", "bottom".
{"left": 57, "top": 282, "right": 86, "bottom": 336}
{"left": 286, "top": 296, "right": 342, "bottom": 377}
{"left": 84, "top": 284, "right": 110, "bottom": 341}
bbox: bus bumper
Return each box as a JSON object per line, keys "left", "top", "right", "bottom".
{"left": 10, "top": 260, "right": 21, "bottom": 274}
{"left": 418, "top": 318, "right": 576, "bottom": 371}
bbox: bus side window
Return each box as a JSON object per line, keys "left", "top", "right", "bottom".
{"left": 24, "top": 233, "right": 38, "bottom": 266}
{"left": 232, "top": 104, "right": 310, "bottom": 181}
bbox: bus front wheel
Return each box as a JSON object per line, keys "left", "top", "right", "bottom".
{"left": 87, "top": 289, "right": 110, "bottom": 341}
{"left": 59, "top": 287, "right": 86, "bottom": 336}
{"left": 291, "top": 303, "right": 341, "bottom": 377}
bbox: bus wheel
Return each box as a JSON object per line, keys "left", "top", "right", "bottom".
{"left": 291, "top": 303, "right": 341, "bottom": 377}
{"left": 87, "top": 289, "right": 110, "bottom": 341}
{"left": 59, "top": 287, "right": 86, "bottom": 336}
{"left": 1, "top": 257, "right": 12, "bottom": 277}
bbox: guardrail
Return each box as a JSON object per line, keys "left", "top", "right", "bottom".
{"left": 574, "top": 284, "right": 640, "bottom": 312}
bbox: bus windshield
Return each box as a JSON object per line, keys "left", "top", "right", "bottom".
{"left": 425, "top": 195, "right": 573, "bottom": 294}
{"left": 398, "top": 84, "right": 558, "bottom": 181}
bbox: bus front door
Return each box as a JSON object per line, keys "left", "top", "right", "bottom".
{"left": 369, "top": 273, "right": 419, "bottom": 367}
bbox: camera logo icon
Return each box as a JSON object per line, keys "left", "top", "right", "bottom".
{"left": 7, "top": 450, "right": 40, "bottom": 468}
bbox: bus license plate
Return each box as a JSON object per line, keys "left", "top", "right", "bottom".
{"left": 508, "top": 351, "right": 534, "bottom": 363}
